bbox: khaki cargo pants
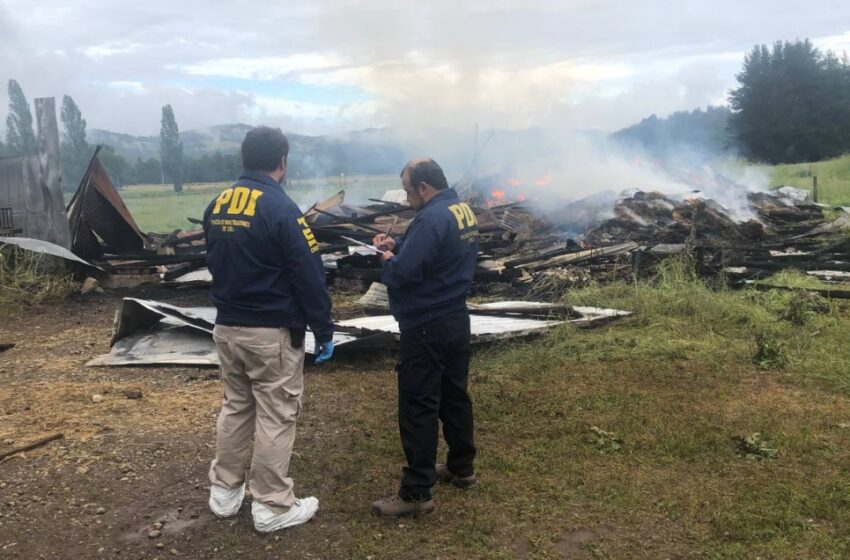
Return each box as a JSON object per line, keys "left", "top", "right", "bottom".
{"left": 209, "top": 325, "right": 305, "bottom": 511}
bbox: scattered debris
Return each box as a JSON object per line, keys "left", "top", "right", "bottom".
{"left": 124, "top": 390, "right": 144, "bottom": 400}
{"left": 88, "top": 296, "right": 631, "bottom": 367}
{"left": 0, "top": 343, "right": 14, "bottom": 353}
{"left": 91, "top": 394, "right": 104, "bottom": 403}
{"left": 87, "top": 298, "right": 386, "bottom": 367}
{"left": 587, "top": 426, "right": 623, "bottom": 453}
{"left": 733, "top": 432, "right": 778, "bottom": 460}
{"left": 80, "top": 277, "right": 100, "bottom": 295}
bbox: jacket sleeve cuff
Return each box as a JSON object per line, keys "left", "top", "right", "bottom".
{"left": 314, "top": 330, "right": 334, "bottom": 345}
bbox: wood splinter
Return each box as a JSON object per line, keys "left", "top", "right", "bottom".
{"left": 0, "top": 433, "right": 65, "bottom": 461}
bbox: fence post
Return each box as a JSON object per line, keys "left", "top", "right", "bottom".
{"left": 813, "top": 175, "right": 819, "bottom": 203}
{"left": 34, "top": 97, "right": 72, "bottom": 249}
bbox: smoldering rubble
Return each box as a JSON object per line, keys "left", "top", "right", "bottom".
{"left": 3, "top": 149, "right": 849, "bottom": 366}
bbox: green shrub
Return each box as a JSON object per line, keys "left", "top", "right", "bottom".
{"left": 752, "top": 330, "right": 789, "bottom": 370}
{"left": 778, "top": 290, "right": 830, "bottom": 325}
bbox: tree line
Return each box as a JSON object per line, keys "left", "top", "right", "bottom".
{"left": 729, "top": 39, "right": 850, "bottom": 164}
{"left": 2, "top": 79, "right": 189, "bottom": 191}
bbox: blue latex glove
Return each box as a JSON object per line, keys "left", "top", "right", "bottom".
{"left": 314, "top": 340, "right": 335, "bottom": 364}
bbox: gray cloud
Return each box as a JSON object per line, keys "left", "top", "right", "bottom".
{"left": 1, "top": 0, "right": 849, "bottom": 137}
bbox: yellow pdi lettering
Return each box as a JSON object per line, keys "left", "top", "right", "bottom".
{"left": 212, "top": 188, "right": 234, "bottom": 214}
{"left": 460, "top": 203, "right": 477, "bottom": 227}
{"left": 244, "top": 189, "right": 263, "bottom": 216}
{"left": 297, "top": 216, "right": 319, "bottom": 253}
{"left": 227, "top": 187, "right": 251, "bottom": 214}
{"left": 213, "top": 187, "right": 264, "bottom": 217}
{"left": 449, "top": 203, "right": 477, "bottom": 230}
{"left": 448, "top": 204, "right": 467, "bottom": 230}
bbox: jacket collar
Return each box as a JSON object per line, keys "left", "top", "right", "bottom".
{"left": 420, "top": 188, "right": 458, "bottom": 211}
{"left": 239, "top": 171, "right": 283, "bottom": 190}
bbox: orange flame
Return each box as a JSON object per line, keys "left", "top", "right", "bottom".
{"left": 491, "top": 190, "right": 505, "bottom": 200}
{"left": 534, "top": 174, "right": 552, "bottom": 187}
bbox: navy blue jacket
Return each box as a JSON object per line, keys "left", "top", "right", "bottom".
{"left": 203, "top": 172, "right": 334, "bottom": 343}
{"left": 381, "top": 189, "right": 479, "bottom": 330}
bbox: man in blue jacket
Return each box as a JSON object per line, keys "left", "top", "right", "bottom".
{"left": 370, "top": 158, "right": 479, "bottom": 517}
{"left": 203, "top": 126, "right": 335, "bottom": 532}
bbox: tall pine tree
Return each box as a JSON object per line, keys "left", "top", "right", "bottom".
{"left": 729, "top": 39, "right": 850, "bottom": 163}
{"left": 5, "top": 79, "right": 38, "bottom": 156}
{"left": 160, "top": 104, "right": 184, "bottom": 192}
{"left": 60, "top": 95, "right": 91, "bottom": 190}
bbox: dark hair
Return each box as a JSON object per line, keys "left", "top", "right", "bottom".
{"left": 242, "top": 126, "right": 290, "bottom": 172}
{"left": 403, "top": 159, "right": 449, "bottom": 191}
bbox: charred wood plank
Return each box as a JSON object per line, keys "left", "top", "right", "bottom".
{"left": 312, "top": 208, "right": 383, "bottom": 234}
{"left": 0, "top": 433, "right": 64, "bottom": 461}
{"left": 100, "top": 254, "right": 207, "bottom": 265}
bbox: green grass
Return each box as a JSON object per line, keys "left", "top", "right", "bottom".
{"left": 763, "top": 154, "right": 850, "bottom": 206}
{"left": 755, "top": 269, "right": 843, "bottom": 290}
{"left": 252, "top": 260, "right": 850, "bottom": 558}
{"left": 88, "top": 175, "right": 402, "bottom": 233}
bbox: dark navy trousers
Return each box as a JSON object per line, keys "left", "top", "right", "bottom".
{"left": 396, "top": 311, "right": 476, "bottom": 501}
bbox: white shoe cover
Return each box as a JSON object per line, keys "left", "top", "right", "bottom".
{"left": 252, "top": 497, "right": 319, "bottom": 533}
{"left": 209, "top": 483, "right": 245, "bottom": 518}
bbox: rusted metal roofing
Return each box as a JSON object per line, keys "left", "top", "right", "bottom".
{"left": 67, "top": 146, "right": 149, "bottom": 259}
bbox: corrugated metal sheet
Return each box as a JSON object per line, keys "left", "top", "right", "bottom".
{"left": 88, "top": 298, "right": 392, "bottom": 367}
{"left": 0, "top": 236, "right": 102, "bottom": 271}
{"left": 67, "top": 147, "right": 148, "bottom": 259}
{"left": 88, "top": 298, "right": 631, "bottom": 367}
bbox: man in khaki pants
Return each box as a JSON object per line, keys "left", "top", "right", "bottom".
{"left": 203, "top": 127, "right": 335, "bottom": 532}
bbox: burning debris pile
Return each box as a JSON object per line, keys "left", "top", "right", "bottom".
{"left": 4, "top": 146, "right": 849, "bottom": 297}
{"left": 580, "top": 188, "right": 824, "bottom": 247}
{"left": 8, "top": 153, "right": 850, "bottom": 368}
{"left": 553, "top": 185, "right": 850, "bottom": 286}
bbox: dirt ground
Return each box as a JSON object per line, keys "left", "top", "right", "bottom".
{"left": 0, "top": 287, "right": 413, "bottom": 560}
{"left": 9, "top": 283, "right": 848, "bottom": 559}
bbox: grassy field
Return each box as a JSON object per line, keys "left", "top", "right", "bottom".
{"left": 424, "top": 263, "right": 850, "bottom": 558}
{"left": 4, "top": 246, "right": 850, "bottom": 555}
{"left": 220, "top": 264, "right": 850, "bottom": 557}
{"left": 764, "top": 154, "right": 850, "bottom": 206}
{"left": 118, "top": 175, "right": 401, "bottom": 232}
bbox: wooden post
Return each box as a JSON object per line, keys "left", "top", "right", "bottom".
{"left": 813, "top": 175, "right": 819, "bottom": 203}
{"left": 34, "top": 97, "right": 71, "bottom": 248}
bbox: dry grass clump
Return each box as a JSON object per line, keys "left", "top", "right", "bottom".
{"left": 0, "top": 246, "right": 78, "bottom": 317}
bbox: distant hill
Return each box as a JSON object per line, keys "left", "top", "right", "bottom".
{"left": 610, "top": 106, "right": 737, "bottom": 160}
{"left": 89, "top": 124, "right": 407, "bottom": 177}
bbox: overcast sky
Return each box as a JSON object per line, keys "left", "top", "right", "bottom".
{"left": 1, "top": 0, "right": 849, "bottom": 137}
